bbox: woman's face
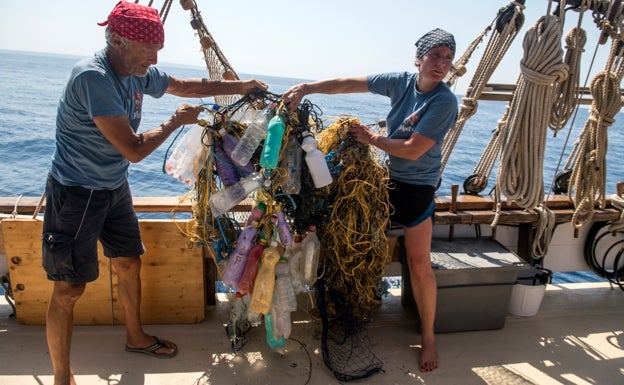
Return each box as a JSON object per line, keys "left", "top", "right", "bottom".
{"left": 419, "top": 46, "right": 454, "bottom": 82}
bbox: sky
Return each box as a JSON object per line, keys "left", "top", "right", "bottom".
{"left": 0, "top": 0, "right": 616, "bottom": 95}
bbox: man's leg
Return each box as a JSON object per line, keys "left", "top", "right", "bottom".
{"left": 404, "top": 218, "right": 438, "bottom": 372}
{"left": 111, "top": 256, "right": 177, "bottom": 355}
{"left": 46, "top": 281, "right": 86, "bottom": 385}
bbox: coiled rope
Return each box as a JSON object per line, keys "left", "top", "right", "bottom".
{"left": 549, "top": 19, "right": 587, "bottom": 133}
{"left": 494, "top": 13, "right": 569, "bottom": 258}
{"left": 569, "top": 36, "right": 624, "bottom": 229}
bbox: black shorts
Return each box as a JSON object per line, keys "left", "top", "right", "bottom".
{"left": 388, "top": 178, "right": 435, "bottom": 228}
{"left": 42, "top": 174, "right": 145, "bottom": 283}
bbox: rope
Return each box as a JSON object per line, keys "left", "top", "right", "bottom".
{"left": 185, "top": 0, "right": 242, "bottom": 107}
{"left": 549, "top": 24, "right": 587, "bottom": 133}
{"left": 609, "top": 193, "right": 624, "bottom": 232}
{"left": 440, "top": 1, "right": 525, "bottom": 177}
{"left": 496, "top": 14, "right": 568, "bottom": 210}
{"left": 569, "top": 36, "right": 624, "bottom": 229}
{"left": 493, "top": 14, "right": 568, "bottom": 257}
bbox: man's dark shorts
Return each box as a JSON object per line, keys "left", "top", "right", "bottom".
{"left": 42, "top": 174, "right": 145, "bottom": 283}
{"left": 388, "top": 178, "right": 436, "bottom": 228}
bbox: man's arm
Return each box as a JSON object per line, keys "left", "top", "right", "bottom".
{"left": 93, "top": 103, "right": 204, "bottom": 163}
{"left": 166, "top": 76, "right": 268, "bottom": 98}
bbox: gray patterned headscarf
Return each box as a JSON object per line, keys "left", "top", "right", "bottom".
{"left": 415, "top": 28, "right": 456, "bottom": 59}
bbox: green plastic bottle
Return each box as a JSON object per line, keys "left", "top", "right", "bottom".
{"left": 259, "top": 114, "right": 286, "bottom": 170}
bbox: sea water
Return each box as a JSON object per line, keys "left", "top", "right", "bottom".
{"left": 1, "top": 49, "right": 622, "bottom": 200}
{"left": 0, "top": 50, "right": 618, "bottom": 286}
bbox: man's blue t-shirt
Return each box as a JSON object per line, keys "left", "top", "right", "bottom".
{"left": 367, "top": 72, "right": 458, "bottom": 187}
{"left": 50, "top": 50, "right": 170, "bottom": 190}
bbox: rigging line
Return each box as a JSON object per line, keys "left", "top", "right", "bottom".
{"left": 547, "top": 22, "right": 604, "bottom": 200}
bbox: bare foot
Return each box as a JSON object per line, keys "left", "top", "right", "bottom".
{"left": 419, "top": 341, "right": 439, "bottom": 372}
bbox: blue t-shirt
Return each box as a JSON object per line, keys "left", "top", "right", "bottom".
{"left": 367, "top": 72, "right": 458, "bottom": 187}
{"left": 50, "top": 50, "right": 170, "bottom": 190}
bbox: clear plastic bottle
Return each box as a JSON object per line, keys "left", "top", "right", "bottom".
{"left": 231, "top": 107, "right": 272, "bottom": 167}
{"left": 237, "top": 238, "right": 267, "bottom": 296}
{"left": 286, "top": 235, "right": 305, "bottom": 293}
{"left": 226, "top": 292, "right": 249, "bottom": 347}
{"left": 221, "top": 221, "right": 259, "bottom": 290}
{"left": 218, "top": 128, "right": 254, "bottom": 177}
{"left": 243, "top": 293, "right": 262, "bottom": 327}
{"left": 301, "top": 224, "right": 321, "bottom": 286}
{"left": 260, "top": 114, "right": 286, "bottom": 170}
{"left": 274, "top": 257, "right": 297, "bottom": 312}
{"left": 301, "top": 134, "right": 332, "bottom": 188}
{"left": 273, "top": 205, "right": 293, "bottom": 247}
{"left": 280, "top": 133, "right": 302, "bottom": 194}
{"left": 270, "top": 299, "right": 292, "bottom": 340}
{"left": 210, "top": 172, "right": 265, "bottom": 217}
{"left": 250, "top": 240, "right": 281, "bottom": 314}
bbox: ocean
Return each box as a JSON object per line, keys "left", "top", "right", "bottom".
{"left": 1, "top": 49, "right": 622, "bottom": 201}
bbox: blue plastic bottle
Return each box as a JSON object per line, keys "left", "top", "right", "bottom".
{"left": 259, "top": 114, "right": 286, "bottom": 170}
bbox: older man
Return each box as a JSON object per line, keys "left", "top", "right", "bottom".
{"left": 42, "top": 2, "right": 267, "bottom": 384}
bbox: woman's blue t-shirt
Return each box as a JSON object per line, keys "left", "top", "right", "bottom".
{"left": 367, "top": 72, "right": 458, "bottom": 187}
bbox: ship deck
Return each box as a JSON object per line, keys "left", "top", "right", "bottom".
{"left": 0, "top": 279, "right": 622, "bottom": 385}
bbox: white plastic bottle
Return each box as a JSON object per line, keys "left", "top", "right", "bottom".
{"left": 210, "top": 172, "right": 265, "bottom": 217}
{"left": 231, "top": 108, "right": 272, "bottom": 167}
{"left": 301, "top": 134, "right": 332, "bottom": 188}
{"left": 301, "top": 224, "right": 321, "bottom": 286}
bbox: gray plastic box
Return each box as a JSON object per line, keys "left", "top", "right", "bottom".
{"left": 400, "top": 237, "right": 528, "bottom": 333}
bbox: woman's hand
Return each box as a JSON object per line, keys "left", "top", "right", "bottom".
{"left": 348, "top": 123, "right": 378, "bottom": 145}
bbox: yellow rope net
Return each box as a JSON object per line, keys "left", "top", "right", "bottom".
{"left": 316, "top": 117, "right": 390, "bottom": 317}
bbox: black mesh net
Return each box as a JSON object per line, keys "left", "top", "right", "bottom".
{"left": 315, "top": 277, "right": 384, "bottom": 381}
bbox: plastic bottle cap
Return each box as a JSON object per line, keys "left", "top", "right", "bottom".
{"left": 270, "top": 240, "right": 278, "bottom": 247}
{"left": 257, "top": 202, "right": 267, "bottom": 211}
{"left": 309, "top": 224, "right": 317, "bottom": 232}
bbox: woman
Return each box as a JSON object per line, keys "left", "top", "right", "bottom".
{"left": 282, "top": 28, "right": 458, "bottom": 372}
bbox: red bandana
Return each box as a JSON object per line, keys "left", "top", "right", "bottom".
{"left": 98, "top": 1, "right": 164, "bottom": 45}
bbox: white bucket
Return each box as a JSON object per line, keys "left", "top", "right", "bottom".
{"left": 508, "top": 283, "right": 547, "bottom": 316}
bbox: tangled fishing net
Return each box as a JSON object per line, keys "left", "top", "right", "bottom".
{"left": 314, "top": 116, "right": 390, "bottom": 380}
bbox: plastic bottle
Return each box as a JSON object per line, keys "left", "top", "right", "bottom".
{"left": 214, "top": 143, "right": 240, "bottom": 187}
{"left": 260, "top": 114, "right": 286, "bottom": 170}
{"left": 231, "top": 107, "right": 272, "bottom": 167}
{"left": 273, "top": 205, "right": 293, "bottom": 247}
{"left": 271, "top": 300, "right": 292, "bottom": 340}
{"left": 301, "top": 133, "right": 332, "bottom": 188}
{"left": 243, "top": 293, "right": 262, "bottom": 327}
{"left": 264, "top": 312, "right": 286, "bottom": 349}
{"left": 280, "top": 133, "right": 302, "bottom": 194}
{"left": 210, "top": 172, "right": 265, "bottom": 217}
{"left": 245, "top": 202, "right": 267, "bottom": 226}
{"left": 250, "top": 240, "right": 281, "bottom": 314}
{"left": 274, "top": 257, "right": 297, "bottom": 312}
{"left": 301, "top": 225, "right": 321, "bottom": 286}
{"left": 237, "top": 238, "right": 267, "bottom": 296}
{"left": 221, "top": 221, "right": 259, "bottom": 289}
{"left": 286, "top": 235, "right": 305, "bottom": 293}
{"left": 218, "top": 128, "right": 254, "bottom": 177}
{"left": 226, "top": 292, "right": 249, "bottom": 348}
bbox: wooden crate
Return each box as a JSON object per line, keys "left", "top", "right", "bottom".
{"left": 1, "top": 218, "right": 204, "bottom": 325}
